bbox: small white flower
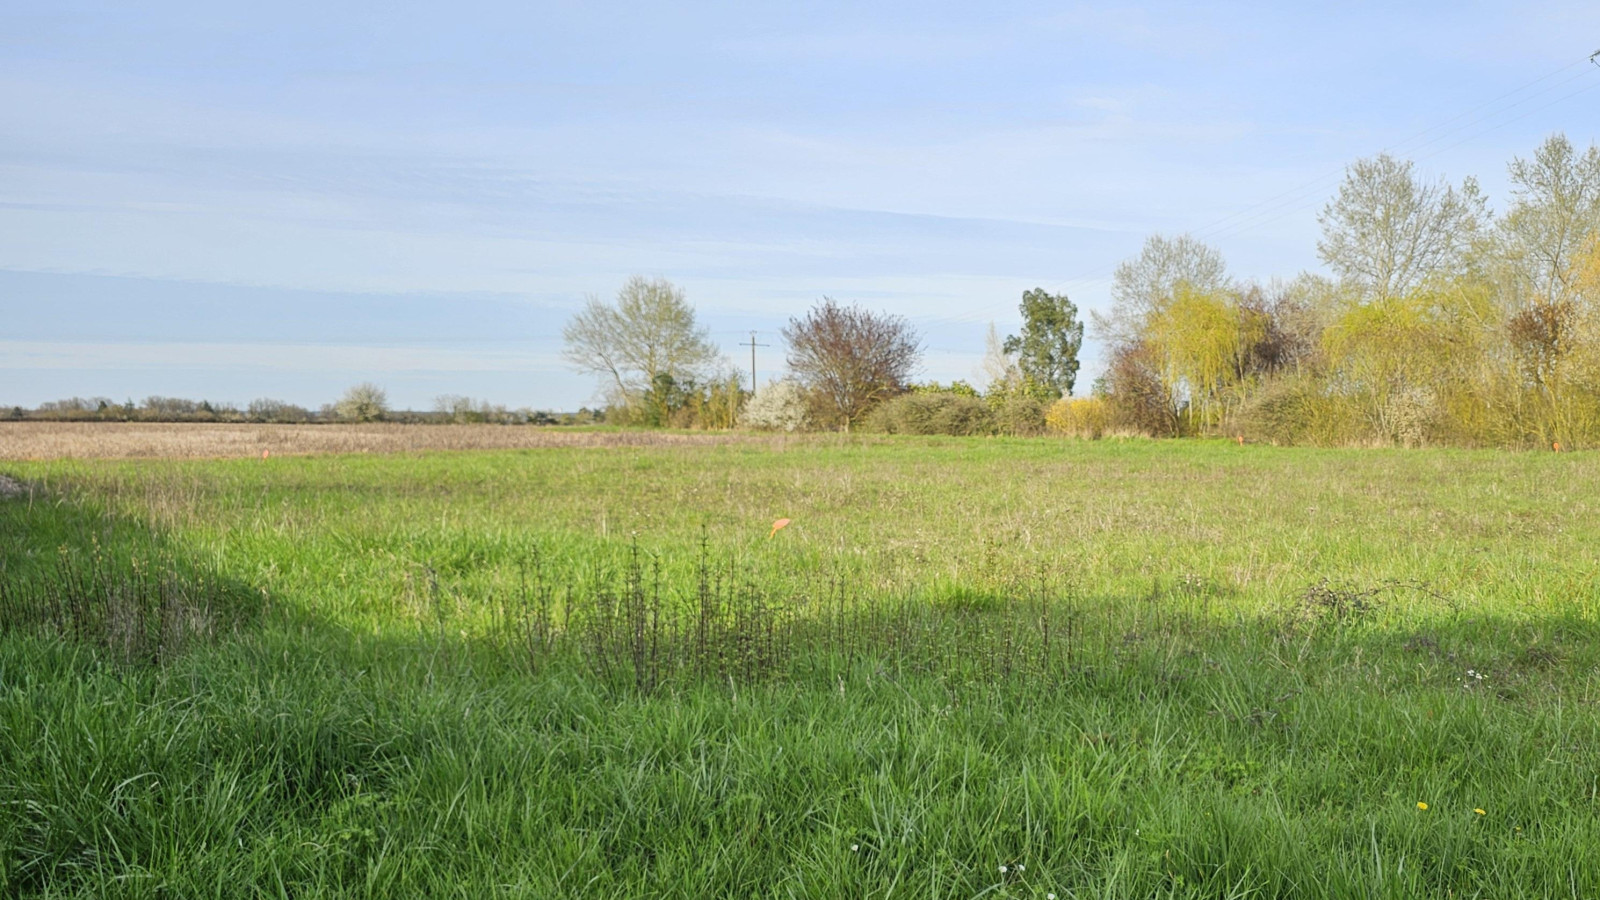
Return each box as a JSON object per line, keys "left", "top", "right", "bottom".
{"left": 1049, "top": 894, "right": 1057, "bottom": 900}
{"left": 999, "top": 865, "right": 1008, "bottom": 874}
{"left": 1017, "top": 864, "right": 1025, "bottom": 872}
{"left": 850, "top": 844, "right": 859, "bottom": 852}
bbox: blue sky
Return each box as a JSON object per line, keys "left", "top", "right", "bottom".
{"left": 3, "top": 1, "right": 1598, "bottom": 411}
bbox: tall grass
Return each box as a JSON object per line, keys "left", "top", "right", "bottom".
{"left": 3, "top": 437, "right": 1600, "bottom": 896}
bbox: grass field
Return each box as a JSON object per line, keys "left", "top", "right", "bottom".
{"left": 3, "top": 433, "right": 1599, "bottom": 897}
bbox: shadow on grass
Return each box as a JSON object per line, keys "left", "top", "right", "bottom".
{"left": 0, "top": 472, "right": 268, "bottom": 665}
{"left": 6, "top": 486, "right": 1600, "bottom": 898}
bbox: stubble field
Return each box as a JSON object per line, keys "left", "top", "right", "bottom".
{"left": 1, "top": 427, "right": 1598, "bottom": 897}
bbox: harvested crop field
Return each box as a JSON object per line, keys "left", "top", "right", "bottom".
{"left": 0, "top": 421, "right": 762, "bottom": 460}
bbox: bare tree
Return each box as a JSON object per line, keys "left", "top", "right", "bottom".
{"left": 1317, "top": 154, "right": 1487, "bottom": 299}
{"left": 783, "top": 298, "right": 921, "bottom": 430}
{"left": 978, "top": 322, "right": 1022, "bottom": 392}
{"left": 1095, "top": 234, "right": 1231, "bottom": 347}
{"left": 562, "top": 277, "right": 722, "bottom": 414}
{"left": 1499, "top": 133, "right": 1600, "bottom": 304}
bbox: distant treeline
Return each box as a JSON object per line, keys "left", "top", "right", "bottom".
{"left": 7, "top": 392, "right": 604, "bottom": 427}
{"left": 15, "top": 135, "right": 1598, "bottom": 449}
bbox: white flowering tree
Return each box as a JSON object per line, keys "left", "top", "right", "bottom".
{"left": 740, "top": 379, "right": 808, "bottom": 432}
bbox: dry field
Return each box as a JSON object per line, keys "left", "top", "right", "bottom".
{"left": 0, "top": 422, "right": 769, "bottom": 460}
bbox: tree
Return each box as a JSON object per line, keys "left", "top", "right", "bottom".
{"left": 1098, "top": 341, "right": 1181, "bottom": 436}
{"left": 1003, "top": 288, "right": 1084, "bottom": 397}
{"left": 978, "top": 322, "right": 1021, "bottom": 392}
{"left": 1095, "top": 234, "right": 1231, "bottom": 347}
{"left": 1147, "top": 286, "right": 1254, "bottom": 428}
{"left": 562, "top": 277, "right": 722, "bottom": 416}
{"left": 783, "top": 298, "right": 921, "bottom": 430}
{"left": 1499, "top": 133, "right": 1600, "bottom": 304}
{"left": 740, "top": 379, "right": 809, "bottom": 432}
{"left": 335, "top": 383, "right": 388, "bottom": 422}
{"left": 1317, "top": 154, "right": 1487, "bottom": 300}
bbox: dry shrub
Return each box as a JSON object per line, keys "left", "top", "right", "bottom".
{"left": 1234, "top": 375, "right": 1362, "bottom": 446}
{"left": 1101, "top": 341, "right": 1181, "bottom": 436}
{"left": 1045, "top": 397, "right": 1110, "bottom": 439}
{"left": 990, "top": 393, "right": 1048, "bottom": 436}
{"left": 866, "top": 392, "right": 994, "bottom": 436}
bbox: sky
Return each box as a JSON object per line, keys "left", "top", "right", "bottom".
{"left": 2, "top": 1, "right": 1598, "bottom": 411}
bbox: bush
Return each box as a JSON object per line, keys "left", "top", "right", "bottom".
{"left": 1234, "top": 375, "right": 1361, "bottom": 446}
{"left": 741, "top": 380, "right": 809, "bottom": 432}
{"left": 1100, "top": 342, "right": 1182, "bottom": 436}
{"left": 334, "top": 383, "right": 389, "bottom": 423}
{"left": 990, "top": 394, "right": 1047, "bottom": 436}
{"left": 866, "top": 392, "right": 995, "bottom": 436}
{"left": 1045, "top": 396, "right": 1110, "bottom": 438}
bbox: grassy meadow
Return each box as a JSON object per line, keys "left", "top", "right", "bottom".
{"left": 3, "top": 433, "right": 1600, "bottom": 897}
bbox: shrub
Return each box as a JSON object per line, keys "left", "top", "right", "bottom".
{"left": 741, "top": 380, "right": 809, "bottom": 432}
{"left": 866, "top": 392, "right": 994, "bottom": 435}
{"left": 1045, "top": 396, "right": 1110, "bottom": 438}
{"left": 990, "top": 393, "right": 1047, "bottom": 436}
{"left": 1234, "top": 375, "right": 1361, "bottom": 445}
{"left": 1100, "top": 342, "right": 1182, "bottom": 436}
{"left": 334, "top": 383, "right": 389, "bottom": 423}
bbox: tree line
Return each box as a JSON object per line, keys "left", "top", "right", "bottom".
{"left": 1095, "top": 133, "right": 1600, "bottom": 448}
{"left": 561, "top": 275, "right": 1087, "bottom": 435}
{"left": 565, "top": 132, "right": 1600, "bottom": 448}
{"left": 8, "top": 387, "right": 603, "bottom": 426}
{"left": 13, "top": 133, "right": 1593, "bottom": 447}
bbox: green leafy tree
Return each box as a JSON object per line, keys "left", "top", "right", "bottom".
{"left": 1003, "top": 288, "right": 1084, "bottom": 398}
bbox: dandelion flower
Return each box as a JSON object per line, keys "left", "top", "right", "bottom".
{"left": 1417, "top": 802, "right": 1428, "bottom": 811}
{"left": 999, "top": 865, "right": 1008, "bottom": 874}
{"left": 1474, "top": 808, "right": 1486, "bottom": 816}
{"left": 851, "top": 844, "right": 859, "bottom": 852}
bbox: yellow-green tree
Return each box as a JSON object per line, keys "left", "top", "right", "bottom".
{"left": 1146, "top": 286, "right": 1263, "bottom": 430}
{"left": 1321, "top": 284, "right": 1493, "bottom": 445}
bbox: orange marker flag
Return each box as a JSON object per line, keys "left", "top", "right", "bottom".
{"left": 261, "top": 450, "right": 270, "bottom": 460}
{"left": 768, "top": 518, "right": 791, "bottom": 539}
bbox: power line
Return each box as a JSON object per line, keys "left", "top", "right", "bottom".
{"left": 743, "top": 331, "right": 770, "bottom": 394}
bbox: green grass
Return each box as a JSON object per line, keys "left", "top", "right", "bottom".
{"left": 3, "top": 437, "right": 1600, "bottom": 897}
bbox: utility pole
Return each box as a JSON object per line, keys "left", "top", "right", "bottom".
{"left": 744, "top": 331, "right": 770, "bottom": 395}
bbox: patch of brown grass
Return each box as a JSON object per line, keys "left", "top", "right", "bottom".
{"left": 0, "top": 423, "right": 769, "bottom": 460}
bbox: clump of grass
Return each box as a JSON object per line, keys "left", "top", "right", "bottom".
{"left": 489, "top": 536, "right": 1083, "bottom": 695}
{"left": 0, "top": 546, "right": 255, "bottom": 665}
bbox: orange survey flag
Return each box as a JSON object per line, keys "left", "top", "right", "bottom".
{"left": 768, "top": 518, "right": 791, "bottom": 539}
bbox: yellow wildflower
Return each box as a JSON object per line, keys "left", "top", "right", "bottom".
{"left": 1474, "top": 808, "right": 1486, "bottom": 816}
{"left": 1416, "top": 802, "right": 1428, "bottom": 811}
